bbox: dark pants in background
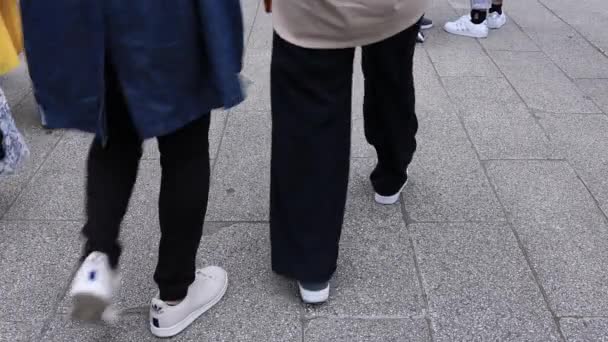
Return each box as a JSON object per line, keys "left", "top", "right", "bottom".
{"left": 270, "top": 24, "right": 419, "bottom": 283}
{"left": 82, "top": 60, "right": 211, "bottom": 301}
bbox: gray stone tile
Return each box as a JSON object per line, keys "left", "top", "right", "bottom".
{"left": 5, "top": 131, "right": 89, "bottom": 220}
{"left": 0, "top": 93, "right": 63, "bottom": 218}
{"left": 479, "top": 21, "right": 540, "bottom": 52}
{"left": 538, "top": 114, "right": 608, "bottom": 217}
{"left": 526, "top": 30, "right": 608, "bottom": 79}
{"left": 0, "top": 56, "right": 32, "bottom": 108}
{"left": 42, "top": 314, "right": 157, "bottom": 342}
{"left": 0, "top": 220, "right": 81, "bottom": 322}
{"left": 241, "top": 0, "right": 260, "bottom": 42}
{"left": 537, "top": 0, "right": 608, "bottom": 55}
{"left": 411, "top": 222, "right": 561, "bottom": 341}
{"left": 576, "top": 79, "right": 608, "bottom": 114}
{"left": 561, "top": 318, "right": 608, "bottom": 342}
{"left": 351, "top": 117, "right": 375, "bottom": 158}
{"left": 490, "top": 51, "right": 600, "bottom": 113}
{"left": 232, "top": 50, "right": 271, "bottom": 114}
{"left": 414, "top": 48, "right": 454, "bottom": 114}
{"left": 304, "top": 318, "right": 430, "bottom": 342}
{"left": 206, "top": 111, "right": 271, "bottom": 221}
{"left": 425, "top": 28, "right": 502, "bottom": 77}
{"left": 507, "top": 0, "right": 572, "bottom": 33}
{"left": 486, "top": 161, "right": 608, "bottom": 316}
{"left": 442, "top": 76, "right": 557, "bottom": 160}
{"left": 403, "top": 112, "right": 505, "bottom": 222}
{"left": 0, "top": 321, "right": 44, "bottom": 342}
{"left": 247, "top": 2, "right": 273, "bottom": 50}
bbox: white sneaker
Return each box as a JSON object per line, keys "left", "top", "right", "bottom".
{"left": 69, "top": 252, "right": 120, "bottom": 323}
{"left": 374, "top": 170, "right": 410, "bottom": 205}
{"left": 444, "top": 15, "right": 489, "bottom": 38}
{"left": 298, "top": 282, "right": 330, "bottom": 304}
{"left": 487, "top": 12, "right": 507, "bottom": 29}
{"left": 149, "top": 266, "right": 228, "bottom": 338}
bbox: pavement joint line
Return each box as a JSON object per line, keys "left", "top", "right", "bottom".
{"left": 480, "top": 158, "right": 567, "bottom": 162}
{"left": 508, "top": 6, "right": 606, "bottom": 115}
{"left": 474, "top": 30, "right": 558, "bottom": 143}
{"left": 0, "top": 129, "right": 67, "bottom": 222}
{"left": 0, "top": 218, "right": 84, "bottom": 223}
{"left": 559, "top": 315, "right": 608, "bottom": 319}
{"left": 536, "top": 0, "right": 608, "bottom": 59}
{"left": 302, "top": 314, "right": 427, "bottom": 321}
{"left": 401, "top": 199, "right": 436, "bottom": 341}
{"left": 479, "top": 161, "right": 568, "bottom": 342}
{"left": 562, "top": 159, "right": 608, "bottom": 228}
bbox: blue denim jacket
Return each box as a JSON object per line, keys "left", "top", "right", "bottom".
{"left": 21, "top": 0, "right": 244, "bottom": 139}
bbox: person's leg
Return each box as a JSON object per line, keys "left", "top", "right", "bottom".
{"left": 487, "top": 0, "right": 507, "bottom": 29}
{"left": 154, "top": 115, "right": 211, "bottom": 302}
{"left": 82, "top": 59, "right": 143, "bottom": 268}
{"left": 71, "top": 57, "right": 142, "bottom": 322}
{"left": 362, "top": 23, "right": 419, "bottom": 200}
{"left": 270, "top": 32, "right": 354, "bottom": 285}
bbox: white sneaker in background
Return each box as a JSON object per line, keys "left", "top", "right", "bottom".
{"left": 149, "top": 266, "right": 228, "bottom": 338}
{"left": 487, "top": 11, "right": 507, "bottom": 29}
{"left": 69, "top": 252, "right": 120, "bottom": 323}
{"left": 444, "top": 15, "right": 489, "bottom": 38}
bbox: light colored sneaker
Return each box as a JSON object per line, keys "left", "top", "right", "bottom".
{"left": 374, "top": 169, "right": 409, "bottom": 205}
{"left": 69, "top": 252, "right": 120, "bottom": 323}
{"left": 487, "top": 12, "right": 507, "bottom": 29}
{"left": 444, "top": 15, "right": 489, "bottom": 38}
{"left": 149, "top": 266, "right": 228, "bottom": 338}
{"left": 298, "top": 281, "right": 330, "bottom": 304}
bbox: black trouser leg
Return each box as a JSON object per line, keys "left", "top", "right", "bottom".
{"left": 270, "top": 33, "right": 354, "bottom": 282}
{"left": 82, "top": 62, "right": 143, "bottom": 269}
{"left": 362, "top": 24, "right": 419, "bottom": 196}
{"left": 154, "top": 115, "right": 211, "bottom": 301}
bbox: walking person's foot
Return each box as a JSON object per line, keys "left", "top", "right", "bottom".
{"left": 419, "top": 17, "right": 433, "bottom": 30}
{"left": 298, "top": 281, "right": 330, "bottom": 304}
{"left": 416, "top": 30, "right": 426, "bottom": 43}
{"left": 69, "top": 252, "right": 120, "bottom": 323}
{"left": 374, "top": 169, "right": 409, "bottom": 205}
{"left": 487, "top": 11, "right": 507, "bottom": 29}
{"left": 149, "top": 266, "right": 228, "bottom": 338}
{"left": 444, "top": 15, "right": 489, "bottom": 38}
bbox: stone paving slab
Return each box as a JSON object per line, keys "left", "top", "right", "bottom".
{"left": 0, "top": 220, "right": 80, "bottom": 324}
{"left": 411, "top": 222, "right": 561, "bottom": 342}
{"left": 575, "top": 79, "right": 608, "bottom": 114}
{"left": 206, "top": 110, "right": 271, "bottom": 221}
{"left": 486, "top": 161, "right": 608, "bottom": 317}
{"left": 479, "top": 21, "right": 540, "bottom": 52}
{"left": 403, "top": 112, "right": 504, "bottom": 222}
{"left": 442, "top": 76, "right": 557, "bottom": 160}
{"left": 489, "top": 50, "right": 600, "bottom": 114}
{"left": 538, "top": 114, "right": 608, "bottom": 216}
{"left": 304, "top": 318, "right": 430, "bottom": 342}
{"left": 561, "top": 318, "right": 608, "bottom": 342}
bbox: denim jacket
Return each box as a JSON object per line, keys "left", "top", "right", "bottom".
{"left": 21, "top": 0, "right": 244, "bottom": 139}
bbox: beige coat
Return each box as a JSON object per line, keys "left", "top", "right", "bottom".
{"left": 273, "top": 0, "right": 430, "bottom": 49}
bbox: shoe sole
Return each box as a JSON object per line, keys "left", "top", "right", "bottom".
{"left": 71, "top": 293, "right": 111, "bottom": 322}
{"left": 150, "top": 275, "right": 228, "bottom": 338}
{"left": 420, "top": 23, "right": 433, "bottom": 30}
{"left": 375, "top": 175, "right": 409, "bottom": 205}
{"left": 299, "top": 285, "right": 330, "bottom": 304}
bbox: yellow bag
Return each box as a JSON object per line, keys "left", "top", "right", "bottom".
{"left": 0, "top": 0, "right": 23, "bottom": 75}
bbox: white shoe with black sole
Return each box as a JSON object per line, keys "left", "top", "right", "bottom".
{"left": 69, "top": 252, "right": 120, "bottom": 323}
{"left": 149, "top": 266, "right": 228, "bottom": 338}
{"left": 298, "top": 282, "right": 330, "bottom": 304}
{"left": 374, "top": 170, "right": 409, "bottom": 205}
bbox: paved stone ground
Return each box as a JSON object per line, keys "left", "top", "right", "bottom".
{"left": 2, "top": 0, "right": 608, "bottom": 341}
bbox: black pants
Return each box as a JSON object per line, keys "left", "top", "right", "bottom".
{"left": 270, "top": 24, "right": 419, "bottom": 282}
{"left": 82, "top": 61, "right": 211, "bottom": 301}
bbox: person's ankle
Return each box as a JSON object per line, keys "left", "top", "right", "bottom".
{"left": 471, "top": 9, "right": 487, "bottom": 24}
